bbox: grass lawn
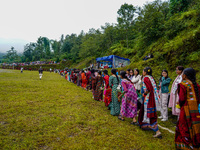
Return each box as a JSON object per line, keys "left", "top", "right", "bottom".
{"left": 0, "top": 69, "right": 176, "bottom": 150}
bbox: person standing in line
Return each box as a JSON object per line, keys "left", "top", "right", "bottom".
{"left": 94, "top": 70, "right": 104, "bottom": 101}
{"left": 126, "top": 69, "right": 131, "bottom": 79}
{"left": 71, "top": 69, "right": 74, "bottom": 83}
{"left": 78, "top": 70, "right": 82, "bottom": 86}
{"left": 81, "top": 70, "right": 87, "bottom": 89}
{"left": 38, "top": 66, "right": 43, "bottom": 80}
{"left": 138, "top": 67, "right": 162, "bottom": 138}
{"left": 131, "top": 69, "right": 141, "bottom": 93}
{"left": 86, "top": 68, "right": 92, "bottom": 91}
{"left": 158, "top": 70, "right": 171, "bottom": 121}
{"left": 68, "top": 69, "right": 71, "bottom": 81}
{"left": 91, "top": 69, "right": 96, "bottom": 98}
{"left": 129, "top": 69, "right": 134, "bottom": 80}
{"left": 103, "top": 70, "right": 112, "bottom": 107}
{"left": 118, "top": 71, "right": 138, "bottom": 124}
{"left": 132, "top": 69, "right": 142, "bottom": 111}
{"left": 168, "top": 66, "right": 184, "bottom": 120}
{"left": 109, "top": 69, "right": 121, "bottom": 116}
{"left": 74, "top": 71, "right": 77, "bottom": 84}
{"left": 175, "top": 68, "right": 200, "bottom": 149}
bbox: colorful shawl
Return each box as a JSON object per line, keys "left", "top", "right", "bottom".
{"left": 169, "top": 75, "right": 182, "bottom": 116}
{"left": 142, "top": 75, "right": 160, "bottom": 124}
{"left": 175, "top": 80, "right": 200, "bottom": 149}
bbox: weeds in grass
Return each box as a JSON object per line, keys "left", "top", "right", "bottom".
{"left": 0, "top": 69, "right": 175, "bottom": 149}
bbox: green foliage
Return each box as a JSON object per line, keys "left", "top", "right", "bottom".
{"left": 170, "top": 0, "right": 192, "bottom": 14}
{"left": 117, "top": 3, "right": 136, "bottom": 48}
{"left": 4, "top": 47, "right": 19, "bottom": 63}
{"left": 164, "top": 14, "right": 186, "bottom": 39}
{"left": 187, "top": 51, "right": 200, "bottom": 61}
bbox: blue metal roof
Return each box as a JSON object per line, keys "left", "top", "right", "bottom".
{"left": 96, "top": 55, "right": 130, "bottom": 62}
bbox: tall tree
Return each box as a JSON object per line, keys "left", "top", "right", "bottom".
{"left": 117, "top": 3, "right": 136, "bottom": 48}
{"left": 135, "top": 0, "right": 167, "bottom": 45}
{"left": 4, "top": 47, "right": 18, "bottom": 62}
{"left": 23, "top": 43, "right": 35, "bottom": 62}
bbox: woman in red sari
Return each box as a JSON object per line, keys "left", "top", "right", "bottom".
{"left": 103, "top": 70, "right": 112, "bottom": 107}
{"left": 94, "top": 70, "right": 104, "bottom": 101}
{"left": 81, "top": 70, "right": 87, "bottom": 89}
{"left": 138, "top": 67, "right": 162, "bottom": 138}
{"left": 175, "top": 68, "right": 200, "bottom": 149}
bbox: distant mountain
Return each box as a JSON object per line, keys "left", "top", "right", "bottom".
{"left": 0, "top": 38, "right": 29, "bottom": 53}
{"left": 0, "top": 52, "right": 6, "bottom": 59}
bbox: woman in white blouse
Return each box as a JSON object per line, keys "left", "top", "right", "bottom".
{"left": 131, "top": 69, "right": 141, "bottom": 93}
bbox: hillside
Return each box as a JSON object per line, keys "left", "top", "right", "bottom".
{"left": 72, "top": 1, "right": 200, "bottom": 83}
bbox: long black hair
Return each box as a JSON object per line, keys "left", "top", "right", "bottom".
{"left": 177, "top": 66, "right": 184, "bottom": 73}
{"left": 143, "top": 67, "right": 157, "bottom": 83}
{"left": 159, "top": 69, "right": 169, "bottom": 82}
{"left": 120, "top": 71, "right": 132, "bottom": 83}
{"left": 143, "top": 67, "right": 152, "bottom": 76}
{"left": 134, "top": 68, "right": 140, "bottom": 77}
{"left": 91, "top": 69, "right": 95, "bottom": 77}
{"left": 97, "top": 70, "right": 102, "bottom": 76}
{"left": 103, "top": 70, "right": 109, "bottom": 76}
{"left": 183, "top": 68, "right": 199, "bottom": 101}
{"left": 111, "top": 69, "right": 119, "bottom": 83}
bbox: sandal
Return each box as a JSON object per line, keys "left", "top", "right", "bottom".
{"left": 153, "top": 132, "right": 162, "bottom": 139}
{"left": 118, "top": 116, "right": 125, "bottom": 121}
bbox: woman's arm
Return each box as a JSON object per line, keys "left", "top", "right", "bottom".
{"left": 162, "top": 78, "right": 171, "bottom": 86}
{"left": 131, "top": 76, "right": 139, "bottom": 84}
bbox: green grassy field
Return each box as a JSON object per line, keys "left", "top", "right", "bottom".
{"left": 0, "top": 69, "right": 176, "bottom": 150}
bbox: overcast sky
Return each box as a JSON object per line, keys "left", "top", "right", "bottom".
{"left": 0, "top": 0, "right": 156, "bottom": 53}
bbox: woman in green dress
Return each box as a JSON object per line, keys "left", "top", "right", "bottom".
{"left": 109, "top": 69, "right": 121, "bottom": 116}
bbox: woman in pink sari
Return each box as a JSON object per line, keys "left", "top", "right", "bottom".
{"left": 168, "top": 66, "right": 184, "bottom": 118}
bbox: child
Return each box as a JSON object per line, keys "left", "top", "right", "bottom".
{"left": 158, "top": 70, "right": 171, "bottom": 121}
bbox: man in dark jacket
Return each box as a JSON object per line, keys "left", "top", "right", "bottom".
{"left": 39, "top": 66, "right": 43, "bottom": 80}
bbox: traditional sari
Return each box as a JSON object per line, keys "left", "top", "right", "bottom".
{"left": 103, "top": 75, "right": 112, "bottom": 107}
{"left": 168, "top": 75, "right": 182, "bottom": 116}
{"left": 77, "top": 71, "right": 82, "bottom": 86}
{"left": 138, "top": 75, "right": 160, "bottom": 132}
{"left": 70, "top": 71, "right": 74, "bottom": 82}
{"left": 65, "top": 73, "right": 68, "bottom": 80}
{"left": 86, "top": 71, "right": 92, "bottom": 90}
{"left": 91, "top": 74, "right": 96, "bottom": 96}
{"left": 120, "top": 79, "right": 137, "bottom": 118}
{"left": 74, "top": 74, "right": 77, "bottom": 84}
{"left": 109, "top": 75, "right": 121, "bottom": 116}
{"left": 81, "top": 73, "right": 87, "bottom": 88}
{"left": 68, "top": 71, "right": 71, "bottom": 81}
{"left": 94, "top": 76, "right": 103, "bottom": 101}
{"left": 175, "top": 80, "right": 200, "bottom": 150}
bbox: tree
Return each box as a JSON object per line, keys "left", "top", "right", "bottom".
{"left": 4, "top": 47, "right": 18, "bottom": 62}
{"left": 170, "top": 0, "right": 192, "bottom": 14}
{"left": 134, "top": 0, "right": 168, "bottom": 45}
{"left": 23, "top": 43, "right": 35, "bottom": 62}
{"left": 117, "top": 3, "right": 136, "bottom": 48}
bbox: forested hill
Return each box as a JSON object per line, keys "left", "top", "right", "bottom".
{"left": 2, "top": 0, "right": 200, "bottom": 81}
